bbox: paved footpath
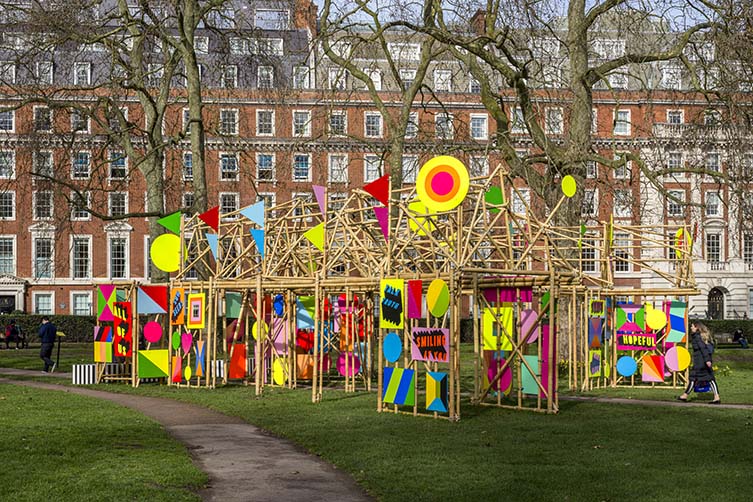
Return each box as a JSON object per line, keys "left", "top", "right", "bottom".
{"left": 0, "top": 369, "right": 373, "bottom": 502}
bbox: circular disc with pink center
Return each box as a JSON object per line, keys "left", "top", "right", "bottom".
{"left": 337, "top": 352, "right": 361, "bottom": 376}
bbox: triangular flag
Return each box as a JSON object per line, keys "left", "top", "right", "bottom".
{"left": 373, "top": 206, "right": 389, "bottom": 242}
{"left": 157, "top": 211, "right": 182, "bottom": 235}
{"left": 363, "top": 174, "right": 390, "bottom": 206}
{"left": 313, "top": 185, "right": 326, "bottom": 215}
{"left": 199, "top": 206, "right": 220, "bottom": 231}
{"left": 239, "top": 201, "right": 265, "bottom": 228}
{"left": 303, "top": 223, "right": 325, "bottom": 252}
{"left": 250, "top": 229, "right": 265, "bottom": 258}
{"left": 137, "top": 286, "right": 168, "bottom": 315}
{"left": 205, "top": 232, "right": 218, "bottom": 260}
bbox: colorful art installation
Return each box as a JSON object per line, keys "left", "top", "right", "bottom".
{"left": 416, "top": 156, "right": 469, "bottom": 212}
{"left": 180, "top": 332, "right": 192, "bottom": 356}
{"left": 194, "top": 341, "right": 206, "bottom": 378}
{"left": 616, "top": 303, "right": 646, "bottom": 334}
{"left": 229, "top": 344, "right": 247, "bottom": 379}
{"left": 296, "top": 296, "right": 316, "bottom": 329}
{"left": 380, "top": 279, "right": 404, "bottom": 329}
{"left": 273, "top": 358, "right": 287, "bottom": 385}
{"left": 663, "top": 301, "right": 687, "bottom": 343}
{"left": 373, "top": 206, "right": 389, "bottom": 241}
{"left": 383, "top": 332, "right": 402, "bottom": 363}
{"left": 665, "top": 346, "right": 691, "bottom": 372}
{"left": 540, "top": 324, "right": 557, "bottom": 399}
{"left": 186, "top": 293, "right": 206, "bottom": 329}
{"left": 312, "top": 185, "right": 326, "bottom": 215}
{"left": 484, "top": 186, "right": 504, "bottom": 213}
{"left": 112, "top": 301, "right": 132, "bottom": 358}
{"left": 641, "top": 354, "right": 665, "bottom": 383}
{"left": 561, "top": 175, "right": 577, "bottom": 197}
{"left": 486, "top": 355, "right": 512, "bottom": 394}
{"left": 239, "top": 201, "right": 265, "bottom": 227}
{"left": 93, "top": 326, "right": 113, "bottom": 363}
{"left": 519, "top": 309, "right": 540, "bottom": 344}
{"left": 150, "top": 233, "right": 181, "bottom": 273}
{"left": 138, "top": 350, "right": 169, "bottom": 378}
{"left": 588, "top": 350, "right": 602, "bottom": 378}
{"left": 616, "top": 356, "right": 638, "bottom": 377}
{"left": 198, "top": 206, "right": 219, "bottom": 231}
{"left": 407, "top": 200, "right": 436, "bottom": 235}
{"left": 482, "top": 307, "right": 513, "bottom": 351}
{"left": 382, "top": 367, "right": 415, "bottom": 406}
{"left": 426, "top": 372, "right": 449, "bottom": 413}
{"left": 137, "top": 285, "right": 168, "bottom": 315}
{"left": 337, "top": 352, "right": 361, "bottom": 377}
{"left": 589, "top": 299, "right": 606, "bottom": 317}
{"left": 617, "top": 332, "right": 656, "bottom": 351}
{"left": 406, "top": 280, "right": 423, "bottom": 319}
{"left": 172, "top": 355, "right": 182, "bottom": 383}
{"left": 273, "top": 294, "right": 285, "bottom": 316}
{"left": 143, "top": 321, "right": 163, "bottom": 344}
{"left": 363, "top": 174, "right": 389, "bottom": 206}
{"left": 303, "top": 222, "right": 325, "bottom": 252}
{"left": 250, "top": 229, "right": 265, "bottom": 258}
{"left": 157, "top": 211, "right": 182, "bottom": 234}
{"left": 170, "top": 288, "right": 185, "bottom": 325}
{"left": 645, "top": 308, "right": 667, "bottom": 331}
{"left": 521, "top": 354, "right": 540, "bottom": 395}
{"left": 97, "top": 285, "right": 117, "bottom": 322}
{"left": 410, "top": 328, "right": 449, "bottom": 363}
{"left": 272, "top": 318, "right": 289, "bottom": 355}
{"left": 588, "top": 317, "right": 604, "bottom": 349}
{"left": 206, "top": 233, "right": 219, "bottom": 260}
{"left": 426, "top": 279, "right": 449, "bottom": 317}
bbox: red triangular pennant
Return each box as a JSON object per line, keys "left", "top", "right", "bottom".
{"left": 363, "top": 174, "right": 390, "bottom": 206}
{"left": 198, "top": 206, "right": 220, "bottom": 232}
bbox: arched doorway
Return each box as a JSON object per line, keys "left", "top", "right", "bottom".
{"left": 708, "top": 288, "right": 725, "bottom": 319}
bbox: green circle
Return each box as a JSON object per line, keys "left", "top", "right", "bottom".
{"left": 172, "top": 331, "right": 181, "bottom": 351}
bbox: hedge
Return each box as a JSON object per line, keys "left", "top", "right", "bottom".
{"left": 702, "top": 319, "right": 753, "bottom": 338}
{"left": 0, "top": 315, "right": 97, "bottom": 344}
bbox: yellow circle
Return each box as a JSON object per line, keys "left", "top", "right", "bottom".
{"left": 426, "top": 279, "right": 450, "bottom": 317}
{"left": 673, "top": 346, "right": 691, "bottom": 372}
{"left": 416, "top": 156, "right": 470, "bottom": 212}
{"left": 150, "top": 234, "right": 181, "bottom": 273}
{"left": 408, "top": 200, "right": 436, "bottom": 235}
{"left": 251, "top": 320, "right": 269, "bottom": 340}
{"left": 562, "top": 175, "right": 577, "bottom": 198}
{"left": 273, "top": 358, "right": 286, "bottom": 385}
{"left": 646, "top": 309, "right": 667, "bottom": 330}
{"left": 184, "top": 365, "right": 192, "bottom": 381}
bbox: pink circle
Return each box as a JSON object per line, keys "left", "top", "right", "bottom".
{"left": 431, "top": 171, "right": 454, "bottom": 196}
{"left": 337, "top": 352, "right": 360, "bottom": 376}
{"left": 143, "top": 321, "right": 163, "bottom": 343}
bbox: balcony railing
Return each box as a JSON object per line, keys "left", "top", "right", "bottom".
{"left": 652, "top": 123, "right": 753, "bottom": 140}
{"left": 708, "top": 260, "right": 728, "bottom": 271}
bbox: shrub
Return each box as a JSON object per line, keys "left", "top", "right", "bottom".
{"left": 703, "top": 319, "right": 753, "bottom": 338}
{"left": 0, "top": 315, "right": 96, "bottom": 344}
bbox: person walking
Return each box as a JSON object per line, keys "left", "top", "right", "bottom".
{"left": 678, "top": 321, "right": 720, "bottom": 404}
{"left": 5, "top": 319, "right": 19, "bottom": 349}
{"left": 38, "top": 316, "right": 57, "bottom": 373}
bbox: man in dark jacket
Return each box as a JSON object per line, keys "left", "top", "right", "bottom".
{"left": 38, "top": 316, "right": 57, "bottom": 372}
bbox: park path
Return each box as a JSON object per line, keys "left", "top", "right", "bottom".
{"left": 0, "top": 369, "right": 373, "bottom": 502}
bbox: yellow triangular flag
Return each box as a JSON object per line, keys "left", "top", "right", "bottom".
{"left": 303, "top": 223, "right": 325, "bottom": 252}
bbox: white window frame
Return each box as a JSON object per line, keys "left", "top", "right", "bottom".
{"left": 71, "top": 151, "right": 91, "bottom": 179}
{"left": 33, "top": 190, "right": 54, "bottom": 221}
{"left": 107, "top": 234, "right": 130, "bottom": 280}
{"left": 705, "top": 191, "right": 721, "bottom": 217}
{"left": 329, "top": 110, "right": 347, "bottom": 136}
{"left": 258, "top": 65, "right": 274, "bottom": 89}
{"left": 219, "top": 192, "right": 240, "bottom": 219}
{"left": 706, "top": 152, "right": 721, "bottom": 173}
{"left": 194, "top": 36, "right": 209, "bottom": 54}
{"left": 292, "top": 110, "right": 311, "bottom": 137}
{"left": 328, "top": 153, "right": 348, "bottom": 184}
{"left": 292, "top": 153, "right": 312, "bottom": 182}
{"left": 511, "top": 107, "right": 525, "bottom": 134}
{"left": 219, "top": 108, "right": 239, "bottom": 136}
{"left": 0, "top": 190, "right": 15, "bottom": 221}
{"left": 108, "top": 192, "right": 129, "bottom": 217}
{"left": 292, "top": 65, "right": 310, "bottom": 89}
{"left": 221, "top": 64, "right": 238, "bottom": 88}
{"left": 33, "top": 106, "right": 52, "bottom": 133}
{"left": 219, "top": 152, "right": 240, "bottom": 181}
{"left": 32, "top": 291, "right": 55, "bottom": 315}
{"left": 364, "top": 112, "right": 383, "bottom": 138}
{"left": 70, "top": 191, "right": 91, "bottom": 221}
{"left": 435, "top": 112, "right": 454, "bottom": 139}
{"left": 667, "top": 190, "right": 685, "bottom": 217}
{"left": 32, "top": 232, "right": 55, "bottom": 280}
{"left": 256, "top": 153, "right": 275, "bottom": 181}
{"left": 545, "top": 107, "right": 564, "bottom": 135}
{"left": 0, "top": 149, "right": 15, "bottom": 179}
{"left": 328, "top": 67, "right": 347, "bottom": 90}
{"left": 0, "top": 60, "right": 16, "bottom": 84}
{"left": 399, "top": 69, "right": 416, "bottom": 90}
{"left": 613, "top": 189, "right": 633, "bottom": 218}
{"left": 73, "top": 61, "right": 91, "bottom": 86}
{"left": 470, "top": 156, "right": 489, "bottom": 177}
{"left": 0, "top": 234, "right": 16, "bottom": 276}
{"left": 182, "top": 151, "right": 193, "bottom": 181}
{"left": 433, "top": 69, "right": 452, "bottom": 92}
{"left": 0, "top": 110, "right": 14, "bottom": 132}
{"left": 586, "top": 161, "right": 598, "bottom": 179}
{"left": 256, "top": 109, "right": 275, "bottom": 136}
{"left": 470, "top": 113, "right": 488, "bottom": 140}
{"left": 364, "top": 154, "right": 382, "bottom": 183}
{"left": 401, "top": 155, "right": 418, "bottom": 184}
{"left": 365, "top": 68, "right": 382, "bottom": 91}
{"left": 70, "top": 291, "right": 92, "bottom": 315}
{"left": 613, "top": 109, "right": 631, "bottom": 136}
{"left": 406, "top": 112, "right": 418, "bottom": 139}
{"left": 70, "top": 234, "right": 92, "bottom": 280}
{"left": 666, "top": 110, "right": 684, "bottom": 124}
{"left": 108, "top": 150, "right": 127, "bottom": 180}
{"left": 582, "top": 189, "right": 598, "bottom": 217}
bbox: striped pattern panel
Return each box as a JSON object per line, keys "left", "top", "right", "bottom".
{"left": 71, "top": 364, "right": 96, "bottom": 385}
{"left": 382, "top": 367, "right": 415, "bottom": 406}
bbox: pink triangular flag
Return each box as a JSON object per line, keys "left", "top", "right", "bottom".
{"left": 313, "top": 185, "right": 326, "bottom": 215}
{"left": 373, "top": 206, "right": 389, "bottom": 242}
{"left": 363, "top": 174, "right": 390, "bottom": 206}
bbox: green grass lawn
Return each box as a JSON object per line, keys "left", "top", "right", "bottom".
{"left": 3, "top": 344, "right": 753, "bottom": 500}
{"left": 0, "top": 384, "right": 206, "bottom": 501}
{"left": 0, "top": 342, "right": 91, "bottom": 374}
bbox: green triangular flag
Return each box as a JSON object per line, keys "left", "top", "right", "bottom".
{"left": 303, "top": 223, "right": 325, "bottom": 252}
{"left": 157, "top": 211, "right": 182, "bottom": 235}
